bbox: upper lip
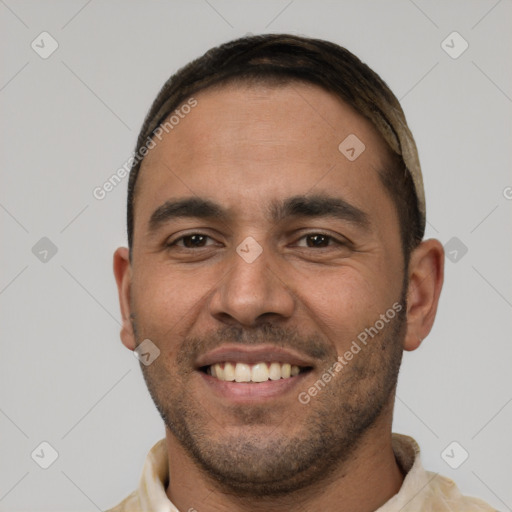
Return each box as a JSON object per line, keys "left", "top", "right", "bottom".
{"left": 195, "top": 344, "right": 315, "bottom": 369}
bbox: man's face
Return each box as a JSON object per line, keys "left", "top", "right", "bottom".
{"left": 126, "top": 82, "right": 407, "bottom": 494}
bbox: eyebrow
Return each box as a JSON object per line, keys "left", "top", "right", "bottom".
{"left": 269, "top": 195, "right": 370, "bottom": 229}
{"left": 147, "top": 194, "right": 370, "bottom": 235}
{"left": 148, "top": 197, "right": 226, "bottom": 234}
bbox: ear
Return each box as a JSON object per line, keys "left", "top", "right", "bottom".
{"left": 403, "top": 238, "right": 444, "bottom": 351}
{"left": 113, "top": 247, "right": 136, "bottom": 351}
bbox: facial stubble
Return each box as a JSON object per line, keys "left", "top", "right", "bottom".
{"left": 130, "top": 286, "right": 407, "bottom": 497}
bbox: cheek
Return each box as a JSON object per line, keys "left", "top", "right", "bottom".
{"left": 131, "top": 263, "right": 207, "bottom": 340}
{"left": 294, "top": 264, "right": 397, "bottom": 346}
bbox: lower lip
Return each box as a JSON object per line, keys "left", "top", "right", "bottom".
{"left": 198, "top": 371, "right": 310, "bottom": 403}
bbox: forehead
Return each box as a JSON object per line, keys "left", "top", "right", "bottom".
{"left": 135, "top": 82, "right": 393, "bottom": 218}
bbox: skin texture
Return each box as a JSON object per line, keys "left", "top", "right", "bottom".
{"left": 113, "top": 82, "right": 444, "bottom": 512}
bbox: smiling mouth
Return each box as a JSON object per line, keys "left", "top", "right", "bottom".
{"left": 200, "top": 362, "right": 312, "bottom": 383}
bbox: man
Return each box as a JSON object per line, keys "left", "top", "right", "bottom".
{"left": 110, "top": 34, "right": 495, "bottom": 511}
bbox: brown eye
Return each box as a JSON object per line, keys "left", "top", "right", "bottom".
{"left": 166, "top": 233, "right": 215, "bottom": 249}
{"left": 180, "top": 234, "right": 209, "bottom": 248}
{"left": 305, "top": 234, "right": 332, "bottom": 247}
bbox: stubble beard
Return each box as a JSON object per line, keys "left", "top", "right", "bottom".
{"left": 135, "top": 296, "right": 406, "bottom": 497}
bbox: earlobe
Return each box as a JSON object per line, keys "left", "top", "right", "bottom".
{"left": 113, "top": 247, "right": 136, "bottom": 351}
{"left": 403, "top": 239, "right": 444, "bottom": 351}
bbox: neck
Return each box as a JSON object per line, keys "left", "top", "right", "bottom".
{"left": 165, "top": 410, "right": 404, "bottom": 512}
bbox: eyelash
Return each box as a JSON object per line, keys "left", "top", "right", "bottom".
{"left": 166, "top": 232, "right": 347, "bottom": 249}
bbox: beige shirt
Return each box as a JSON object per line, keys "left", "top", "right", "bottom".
{"left": 106, "top": 434, "right": 496, "bottom": 512}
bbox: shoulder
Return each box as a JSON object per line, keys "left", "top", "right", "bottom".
{"left": 389, "top": 434, "right": 497, "bottom": 512}
{"left": 423, "top": 471, "right": 498, "bottom": 511}
{"left": 104, "top": 489, "right": 140, "bottom": 512}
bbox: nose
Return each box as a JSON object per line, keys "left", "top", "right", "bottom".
{"left": 208, "top": 245, "right": 296, "bottom": 327}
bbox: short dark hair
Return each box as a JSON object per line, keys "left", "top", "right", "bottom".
{"left": 126, "top": 34, "right": 424, "bottom": 263}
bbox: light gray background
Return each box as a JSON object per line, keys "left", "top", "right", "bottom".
{"left": 1, "top": 1, "right": 511, "bottom": 511}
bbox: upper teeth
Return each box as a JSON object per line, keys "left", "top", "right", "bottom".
{"left": 207, "top": 362, "right": 301, "bottom": 382}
